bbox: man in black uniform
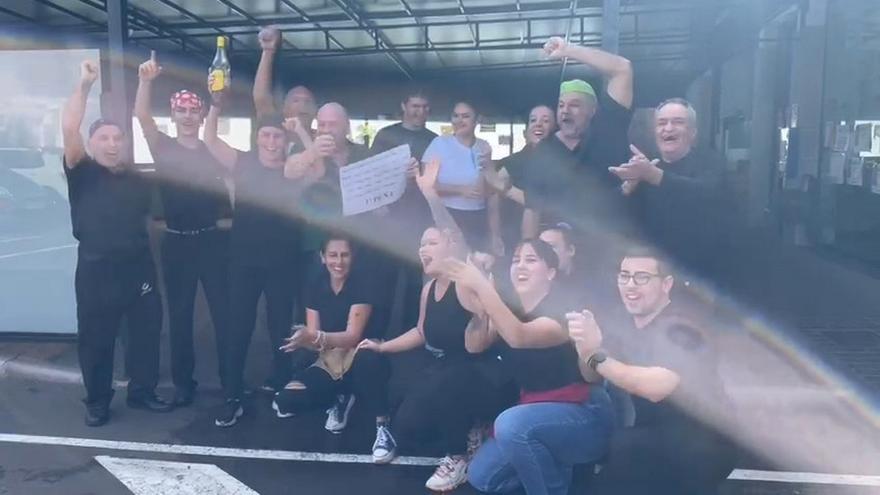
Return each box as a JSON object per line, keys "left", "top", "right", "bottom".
{"left": 204, "top": 86, "right": 300, "bottom": 427}
{"left": 62, "top": 60, "right": 172, "bottom": 427}
{"left": 609, "top": 98, "right": 732, "bottom": 284}
{"left": 520, "top": 37, "right": 634, "bottom": 245}
{"left": 568, "top": 249, "right": 737, "bottom": 495}
{"left": 134, "top": 54, "right": 231, "bottom": 407}
{"left": 369, "top": 88, "right": 437, "bottom": 338}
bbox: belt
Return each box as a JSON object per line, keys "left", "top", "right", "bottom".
{"left": 165, "top": 226, "right": 218, "bottom": 236}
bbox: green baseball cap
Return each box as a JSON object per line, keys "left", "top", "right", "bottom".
{"left": 559, "top": 79, "right": 596, "bottom": 98}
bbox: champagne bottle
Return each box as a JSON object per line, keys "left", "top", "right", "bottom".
{"left": 209, "top": 36, "right": 230, "bottom": 92}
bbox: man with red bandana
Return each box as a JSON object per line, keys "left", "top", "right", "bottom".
{"left": 63, "top": 60, "right": 173, "bottom": 427}
{"left": 135, "top": 54, "right": 232, "bottom": 408}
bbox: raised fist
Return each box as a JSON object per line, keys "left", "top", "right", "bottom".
{"left": 543, "top": 36, "right": 569, "bottom": 60}
{"left": 258, "top": 26, "right": 282, "bottom": 51}
{"left": 80, "top": 60, "right": 99, "bottom": 84}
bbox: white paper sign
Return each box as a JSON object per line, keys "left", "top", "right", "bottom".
{"left": 339, "top": 144, "right": 410, "bottom": 216}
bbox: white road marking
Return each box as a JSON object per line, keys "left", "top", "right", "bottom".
{"left": 0, "top": 433, "right": 877, "bottom": 487}
{"left": 0, "top": 235, "right": 42, "bottom": 244}
{"left": 96, "top": 456, "right": 258, "bottom": 495}
{"left": 729, "top": 469, "right": 880, "bottom": 487}
{"left": 0, "top": 244, "right": 76, "bottom": 260}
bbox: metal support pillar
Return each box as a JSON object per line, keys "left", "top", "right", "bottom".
{"left": 601, "top": 0, "right": 620, "bottom": 53}
{"left": 748, "top": 24, "right": 780, "bottom": 228}
{"left": 105, "top": 0, "right": 132, "bottom": 158}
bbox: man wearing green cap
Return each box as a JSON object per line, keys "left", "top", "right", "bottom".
{"left": 519, "top": 37, "right": 635, "bottom": 248}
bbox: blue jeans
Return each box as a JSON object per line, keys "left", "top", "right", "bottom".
{"left": 468, "top": 387, "right": 613, "bottom": 495}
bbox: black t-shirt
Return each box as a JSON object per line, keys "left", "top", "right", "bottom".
{"left": 497, "top": 146, "right": 534, "bottom": 248}
{"left": 371, "top": 123, "right": 438, "bottom": 241}
{"left": 521, "top": 93, "right": 634, "bottom": 234}
{"left": 604, "top": 304, "right": 732, "bottom": 430}
{"left": 230, "top": 151, "right": 300, "bottom": 267}
{"left": 422, "top": 280, "right": 472, "bottom": 360}
{"left": 499, "top": 289, "right": 585, "bottom": 392}
{"left": 633, "top": 147, "right": 731, "bottom": 279}
{"left": 304, "top": 267, "right": 376, "bottom": 338}
{"left": 64, "top": 156, "right": 151, "bottom": 258}
{"left": 148, "top": 133, "right": 230, "bottom": 231}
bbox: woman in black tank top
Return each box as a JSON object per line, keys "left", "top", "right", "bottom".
{"left": 348, "top": 162, "right": 511, "bottom": 492}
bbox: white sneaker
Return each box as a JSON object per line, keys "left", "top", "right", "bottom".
{"left": 425, "top": 455, "right": 468, "bottom": 491}
{"left": 324, "top": 394, "right": 356, "bottom": 434}
{"left": 271, "top": 398, "right": 294, "bottom": 419}
{"left": 372, "top": 424, "right": 397, "bottom": 464}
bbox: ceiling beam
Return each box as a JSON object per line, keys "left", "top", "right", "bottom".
{"left": 330, "top": 0, "right": 415, "bottom": 79}
{"left": 398, "top": 0, "right": 447, "bottom": 68}
{"left": 278, "top": 0, "right": 346, "bottom": 50}
{"left": 214, "top": 0, "right": 297, "bottom": 50}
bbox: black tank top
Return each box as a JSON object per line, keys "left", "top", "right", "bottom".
{"left": 422, "top": 279, "right": 472, "bottom": 359}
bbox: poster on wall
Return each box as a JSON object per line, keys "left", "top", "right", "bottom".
{"left": 828, "top": 152, "right": 846, "bottom": 185}
{"left": 854, "top": 123, "right": 872, "bottom": 153}
{"left": 832, "top": 123, "right": 851, "bottom": 152}
{"left": 845, "top": 155, "right": 864, "bottom": 186}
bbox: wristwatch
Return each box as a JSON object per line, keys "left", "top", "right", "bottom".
{"left": 587, "top": 351, "right": 608, "bottom": 371}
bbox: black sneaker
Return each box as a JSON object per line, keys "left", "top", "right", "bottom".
{"left": 172, "top": 387, "right": 196, "bottom": 407}
{"left": 258, "top": 380, "right": 281, "bottom": 394}
{"left": 85, "top": 404, "right": 110, "bottom": 427}
{"left": 214, "top": 399, "right": 243, "bottom": 427}
{"left": 126, "top": 394, "right": 174, "bottom": 413}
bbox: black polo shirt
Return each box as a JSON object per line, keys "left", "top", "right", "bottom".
{"left": 64, "top": 156, "right": 151, "bottom": 259}
{"left": 633, "top": 147, "right": 731, "bottom": 279}
{"left": 304, "top": 267, "right": 376, "bottom": 338}
{"left": 148, "top": 133, "right": 229, "bottom": 231}
{"left": 229, "top": 151, "right": 300, "bottom": 267}
{"left": 604, "top": 304, "right": 732, "bottom": 430}
{"left": 521, "top": 93, "right": 633, "bottom": 233}
{"left": 497, "top": 146, "right": 534, "bottom": 248}
{"left": 499, "top": 289, "right": 585, "bottom": 393}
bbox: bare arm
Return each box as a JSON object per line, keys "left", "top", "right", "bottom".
{"left": 465, "top": 313, "right": 498, "bottom": 354}
{"left": 545, "top": 37, "right": 633, "bottom": 109}
{"left": 417, "top": 159, "right": 469, "bottom": 251}
{"left": 321, "top": 304, "right": 372, "bottom": 350}
{"left": 62, "top": 61, "right": 99, "bottom": 168}
{"left": 253, "top": 26, "right": 281, "bottom": 118}
{"left": 488, "top": 192, "right": 501, "bottom": 244}
{"left": 366, "top": 282, "right": 430, "bottom": 353}
{"left": 522, "top": 208, "right": 540, "bottom": 239}
{"left": 203, "top": 103, "right": 238, "bottom": 171}
{"left": 596, "top": 358, "right": 680, "bottom": 403}
{"left": 134, "top": 54, "right": 162, "bottom": 149}
{"left": 476, "top": 283, "right": 569, "bottom": 348}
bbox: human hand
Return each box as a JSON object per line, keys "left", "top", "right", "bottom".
{"left": 138, "top": 51, "right": 161, "bottom": 82}
{"left": 357, "top": 339, "right": 384, "bottom": 353}
{"left": 483, "top": 165, "right": 511, "bottom": 193}
{"left": 280, "top": 327, "right": 316, "bottom": 352}
{"left": 258, "top": 25, "right": 282, "bottom": 51}
{"left": 405, "top": 157, "right": 420, "bottom": 179}
{"left": 80, "top": 60, "right": 99, "bottom": 85}
{"left": 416, "top": 158, "right": 440, "bottom": 196}
{"left": 543, "top": 36, "right": 569, "bottom": 59}
{"left": 207, "top": 73, "right": 227, "bottom": 106}
{"left": 313, "top": 134, "right": 336, "bottom": 158}
{"left": 609, "top": 145, "right": 662, "bottom": 185}
{"left": 566, "top": 310, "right": 603, "bottom": 358}
{"left": 442, "top": 257, "right": 490, "bottom": 291}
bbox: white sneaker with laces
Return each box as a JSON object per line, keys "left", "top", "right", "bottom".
{"left": 372, "top": 424, "right": 397, "bottom": 464}
{"left": 425, "top": 455, "right": 468, "bottom": 492}
{"left": 324, "top": 394, "right": 356, "bottom": 433}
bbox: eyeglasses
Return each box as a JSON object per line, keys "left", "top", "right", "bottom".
{"left": 617, "top": 271, "right": 663, "bottom": 286}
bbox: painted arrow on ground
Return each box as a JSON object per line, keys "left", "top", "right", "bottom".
{"left": 96, "top": 455, "right": 259, "bottom": 495}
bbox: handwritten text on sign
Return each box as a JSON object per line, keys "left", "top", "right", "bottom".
{"left": 340, "top": 144, "right": 410, "bottom": 216}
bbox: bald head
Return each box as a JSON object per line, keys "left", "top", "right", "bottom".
{"left": 316, "top": 102, "right": 350, "bottom": 143}
{"left": 283, "top": 85, "right": 317, "bottom": 126}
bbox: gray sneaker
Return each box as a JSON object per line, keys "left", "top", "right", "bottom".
{"left": 324, "top": 394, "right": 355, "bottom": 433}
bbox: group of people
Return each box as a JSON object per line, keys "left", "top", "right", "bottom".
{"left": 61, "top": 26, "right": 737, "bottom": 495}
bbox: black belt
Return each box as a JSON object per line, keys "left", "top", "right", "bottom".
{"left": 165, "top": 226, "right": 217, "bottom": 236}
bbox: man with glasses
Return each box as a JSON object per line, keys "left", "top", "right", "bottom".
{"left": 609, "top": 98, "right": 731, "bottom": 285}
{"left": 566, "top": 248, "right": 736, "bottom": 495}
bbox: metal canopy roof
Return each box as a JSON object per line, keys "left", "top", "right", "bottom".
{"left": 1, "top": 0, "right": 795, "bottom": 82}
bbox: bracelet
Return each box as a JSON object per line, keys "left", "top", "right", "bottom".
{"left": 311, "top": 330, "right": 323, "bottom": 345}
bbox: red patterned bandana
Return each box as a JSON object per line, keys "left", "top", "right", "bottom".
{"left": 170, "top": 90, "right": 203, "bottom": 112}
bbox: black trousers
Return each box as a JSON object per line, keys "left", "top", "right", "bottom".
{"left": 75, "top": 249, "right": 163, "bottom": 407}
{"left": 349, "top": 349, "right": 509, "bottom": 456}
{"left": 273, "top": 365, "right": 344, "bottom": 414}
{"left": 161, "top": 229, "right": 229, "bottom": 392}
{"left": 589, "top": 425, "right": 737, "bottom": 495}
{"left": 224, "top": 260, "right": 297, "bottom": 400}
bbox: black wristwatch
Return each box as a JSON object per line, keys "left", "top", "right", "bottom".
{"left": 587, "top": 351, "right": 608, "bottom": 371}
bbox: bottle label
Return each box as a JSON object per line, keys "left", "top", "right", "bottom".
{"left": 210, "top": 69, "right": 227, "bottom": 92}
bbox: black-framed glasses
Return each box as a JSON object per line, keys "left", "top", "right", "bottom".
{"left": 617, "top": 271, "right": 663, "bottom": 286}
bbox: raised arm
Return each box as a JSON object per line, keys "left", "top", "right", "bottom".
{"left": 464, "top": 313, "right": 498, "bottom": 354}
{"left": 253, "top": 26, "right": 281, "bottom": 118}
{"left": 416, "top": 158, "right": 469, "bottom": 252}
{"left": 544, "top": 36, "right": 633, "bottom": 109}
{"left": 134, "top": 52, "right": 163, "bottom": 148}
{"left": 203, "top": 89, "right": 238, "bottom": 171}
{"left": 445, "top": 259, "right": 569, "bottom": 349}
{"left": 62, "top": 61, "right": 99, "bottom": 168}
